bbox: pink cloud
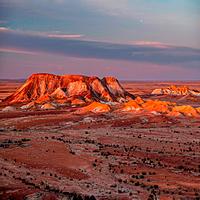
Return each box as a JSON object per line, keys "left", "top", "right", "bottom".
{"left": 0, "top": 48, "right": 37, "bottom": 55}
{"left": 131, "top": 41, "right": 170, "bottom": 48}
{"left": 47, "top": 34, "right": 84, "bottom": 39}
{"left": 0, "top": 27, "right": 10, "bottom": 31}
{"left": 0, "top": 27, "right": 84, "bottom": 39}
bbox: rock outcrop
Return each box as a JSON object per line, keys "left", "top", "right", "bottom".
{"left": 2, "top": 106, "right": 16, "bottom": 112}
{"left": 78, "top": 101, "right": 111, "bottom": 114}
{"left": 121, "top": 97, "right": 143, "bottom": 111}
{"left": 20, "top": 102, "right": 36, "bottom": 110}
{"left": 151, "top": 85, "right": 200, "bottom": 96}
{"left": 142, "top": 100, "right": 175, "bottom": 113}
{"left": 121, "top": 98, "right": 200, "bottom": 117}
{"left": 172, "top": 105, "right": 199, "bottom": 117}
{"left": 3, "top": 73, "right": 135, "bottom": 107}
{"left": 41, "top": 103, "right": 56, "bottom": 110}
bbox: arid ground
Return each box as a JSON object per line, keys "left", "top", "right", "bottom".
{"left": 0, "top": 80, "right": 200, "bottom": 200}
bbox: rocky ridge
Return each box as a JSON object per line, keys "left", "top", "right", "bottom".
{"left": 151, "top": 85, "right": 200, "bottom": 96}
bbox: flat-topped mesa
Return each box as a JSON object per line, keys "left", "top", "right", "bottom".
{"left": 152, "top": 85, "right": 200, "bottom": 96}
{"left": 3, "top": 73, "right": 135, "bottom": 105}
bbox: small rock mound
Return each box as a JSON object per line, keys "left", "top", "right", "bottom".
{"left": 172, "top": 105, "right": 199, "bottom": 117}
{"left": 20, "top": 101, "right": 36, "bottom": 110}
{"left": 78, "top": 102, "right": 111, "bottom": 113}
{"left": 121, "top": 100, "right": 141, "bottom": 111}
{"left": 2, "top": 106, "right": 16, "bottom": 112}
{"left": 121, "top": 97, "right": 144, "bottom": 111}
{"left": 71, "top": 98, "right": 86, "bottom": 106}
{"left": 41, "top": 103, "right": 56, "bottom": 110}
{"left": 151, "top": 85, "right": 200, "bottom": 96}
{"left": 142, "top": 100, "right": 175, "bottom": 113}
{"left": 167, "top": 111, "right": 183, "bottom": 117}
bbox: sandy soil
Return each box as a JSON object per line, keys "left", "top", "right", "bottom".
{"left": 0, "top": 81, "right": 200, "bottom": 200}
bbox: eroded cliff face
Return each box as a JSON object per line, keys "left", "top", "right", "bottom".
{"left": 3, "top": 73, "right": 135, "bottom": 105}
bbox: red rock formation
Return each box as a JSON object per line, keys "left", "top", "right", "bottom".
{"left": 152, "top": 85, "right": 200, "bottom": 96}
{"left": 77, "top": 101, "right": 111, "bottom": 113}
{"left": 121, "top": 100, "right": 141, "bottom": 111}
{"left": 102, "top": 77, "right": 133, "bottom": 102}
{"left": 172, "top": 105, "right": 199, "bottom": 117}
{"left": 167, "top": 111, "right": 182, "bottom": 117}
{"left": 3, "top": 73, "right": 135, "bottom": 105}
{"left": 142, "top": 100, "right": 175, "bottom": 113}
{"left": 121, "top": 98, "right": 200, "bottom": 117}
{"left": 41, "top": 103, "right": 56, "bottom": 110}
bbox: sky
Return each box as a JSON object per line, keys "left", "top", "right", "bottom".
{"left": 0, "top": 0, "right": 200, "bottom": 80}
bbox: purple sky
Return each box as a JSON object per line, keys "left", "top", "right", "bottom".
{"left": 0, "top": 0, "right": 200, "bottom": 80}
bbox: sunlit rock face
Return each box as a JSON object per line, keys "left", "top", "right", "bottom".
{"left": 121, "top": 98, "right": 200, "bottom": 117}
{"left": 41, "top": 103, "right": 56, "bottom": 110}
{"left": 3, "top": 73, "right": 135, "bottom": 105}
{"left": 141, "top": 100, "right": 175, "bottom": 113}
{"left": 77, "top": 101, "right": 111, "bottom": 114}
{"left": 172, "top": 105, "right": 199, "bottom": 117}
{"left": 152, "top": 85, "right": 200, "bottom": 96}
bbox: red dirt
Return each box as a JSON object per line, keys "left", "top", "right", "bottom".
{"left": 0, "top": 80, "right": 200, "bottom": 199}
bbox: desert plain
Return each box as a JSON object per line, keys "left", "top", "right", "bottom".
{"left": 0, "top": 78, "right": 200, "bottom": 200}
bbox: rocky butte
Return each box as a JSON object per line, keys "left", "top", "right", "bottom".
{"left": 3, "top": 73, "right": 135, "bottom": 109}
